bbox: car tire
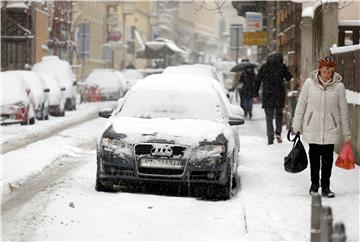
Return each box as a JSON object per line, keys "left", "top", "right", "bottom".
{"left": 218, "top": 163, "right": 233, "bottom": 200}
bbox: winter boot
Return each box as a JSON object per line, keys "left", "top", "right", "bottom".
{"left": 309, "top": 184, "right": 319, "bottom": 195}
{"left": 322, "top": 188, "right": 335, "bottom": 198}
{"left": 275, "top": 134, "right": 283, "bottom": 143}
{"left": 244, "top": 110, "right": 248, "bottom": 119}
{"left": 267, "top": 139, "right": 274, "bottom": 145}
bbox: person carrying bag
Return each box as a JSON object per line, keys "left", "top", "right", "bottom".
{"left": 291, "top": 57, "right": 352, "bottom": 198}
{"left": 284, "top": 130, "right": 308, "bottom": 173}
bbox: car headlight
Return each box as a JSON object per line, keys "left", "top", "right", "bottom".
{"left": 198, "top": 144, "right": 225, "bottom": 157}
{"left": 101, "top": 137, "right": 127, "bottom": 150}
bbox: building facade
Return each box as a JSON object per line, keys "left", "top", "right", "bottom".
{"left": 72, "top": 1, "right": 110, "bottom": 81}
{"left": 1, "top": 1, "right": 49, "bottom": 71}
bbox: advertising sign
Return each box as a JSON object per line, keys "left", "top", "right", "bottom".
{"left": 246, "top": 12, "right": 263, "bottom": 32}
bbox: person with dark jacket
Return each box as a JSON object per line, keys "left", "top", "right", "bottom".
{"left": 239, "top": 66, "right": 256, "bottom": 119}
{"left": 254, "top": 53, "right": 293, "bottom": 145}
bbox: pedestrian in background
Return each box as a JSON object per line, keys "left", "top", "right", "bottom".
{"left": 292, "top": 57, "right": 351, "bottom": 198}
{"left": 239, "top": 66, "right": 256, "bottom": 119}
{"left": 254, "top": 53, "right": 293, "bottom": 145}
{"left": 231, "top": 71, "right": 242, "bottom": 105}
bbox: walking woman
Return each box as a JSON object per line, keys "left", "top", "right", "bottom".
{"left": 292, "top": 57, "right": 351, "bottom": 198}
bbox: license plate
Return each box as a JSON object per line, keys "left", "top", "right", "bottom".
{"left": 140, "top": 158, "right": 184, "bottom": 169}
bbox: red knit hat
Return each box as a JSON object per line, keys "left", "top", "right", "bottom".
{"left": 318, "top": 56, "right": 336, "bottom": 69}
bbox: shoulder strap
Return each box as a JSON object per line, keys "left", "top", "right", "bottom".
{"left": 287, "top": 129, "right": 300, "bottom": 142}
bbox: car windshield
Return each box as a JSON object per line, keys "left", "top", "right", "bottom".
{"left": 117, "top": 88, "right": 226, "bottom": 122}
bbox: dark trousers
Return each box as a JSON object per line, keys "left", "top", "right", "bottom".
{"left": 309, "top": 144, "right": 334, "bottom": 189}
{"left": 264, "top": 107, "right": 283, "bottom": 141}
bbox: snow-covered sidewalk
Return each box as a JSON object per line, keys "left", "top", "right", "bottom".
{"left": 237, "top": 104, "right": 359, "bottom": 240}
{"left": 1, "top": 101, "right": 116, "bottom": 154}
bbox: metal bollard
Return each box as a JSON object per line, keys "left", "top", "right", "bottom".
{"left": 311, "top": 194, "right": 322, "bottom": 242}
{"left": 320, "top": 206, "right": 333, "bottom": 242}
{"left": 332, "top": 222, "right": 347, "bottom": 242}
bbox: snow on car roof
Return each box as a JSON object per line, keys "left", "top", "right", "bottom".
{"left": 163, "top": 64, "right": 220, "bottom": 81}
{"left": 121, "top": 69, "right": 144, "bottom": 80}
{"left": 1, "top": 71, "right": 28, "bottom": 105}
{"left": 32, "top": 56, "right": 75, "bottom": 83}
{"left": 134, "top": 74, "right": 218, "bottom": 95}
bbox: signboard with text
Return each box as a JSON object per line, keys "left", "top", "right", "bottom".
{"left": 243, "top": 32, "right": 268, "bottom": 46}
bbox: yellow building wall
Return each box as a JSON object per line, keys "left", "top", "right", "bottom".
{"left": 72, "top": 1, "right": 109, "bottom": 80}
{"left": 34, "top": 9, "right": 49, "bottom": 63}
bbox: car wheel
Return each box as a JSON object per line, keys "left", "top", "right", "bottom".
{"left": 218, "top": 163, "right": 233, "bottom": 200}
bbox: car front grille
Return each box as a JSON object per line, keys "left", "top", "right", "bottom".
{"left": 138, "top": 167, "right": 184, "bottom": 176}
{"left": 135, "top": 143, "right": 186, "bottom": 157}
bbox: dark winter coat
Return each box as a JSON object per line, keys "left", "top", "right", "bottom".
{"left": 255, "top": 53, "right": 293, "bottom": 108}
{"left": 240, "top": 71, "right": 256, "bottom": 98}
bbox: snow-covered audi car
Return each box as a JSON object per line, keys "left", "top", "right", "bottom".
{"left": 96, "top": 75, "right": 244, "bottom": 199}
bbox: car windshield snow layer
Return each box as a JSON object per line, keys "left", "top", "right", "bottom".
{"left": 117, "top": 88, "right": 226, "bottom": 122}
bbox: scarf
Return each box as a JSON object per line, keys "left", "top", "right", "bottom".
{"left": 318, "top": 74, "right": 333, "bottom": 88}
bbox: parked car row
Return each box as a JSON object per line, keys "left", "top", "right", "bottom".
{"left": 80, "top": 69, "right": 144, "bottom": 102}
{"left": 1, "top": 56, "right": 77, "bottom": 125}
{"left": 95, "top": 64, "right": 244, "bottom": 200}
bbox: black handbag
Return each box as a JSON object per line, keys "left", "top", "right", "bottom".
{"left": 284, "top": 130, "right": 308, "bottom": 173}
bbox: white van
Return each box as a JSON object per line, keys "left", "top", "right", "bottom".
{"left": 32, "top": 56, "right": 77, "bottom": 111}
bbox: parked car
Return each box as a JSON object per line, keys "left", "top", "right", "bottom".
{"left": 121, "top": 69, "right": 144, "bottom": 92}
{"left": 12, "top": 71, "right": 50, "bottom": 120}
{"left": 95, "top": 75, "right": 244, "bottom": 200}
{"left": 32, "top": 56, "right": 77, "bottom": 111}
{"left": 1, "top": 71, "right": 36, "bottom": 125}
{"left": 39, "top": 73, "right": 66, "bottom": 116}
{"left": 163, "top": 64, "right": 221, "bottom": 82}
{"left": 84, "top": 69, "right": 125, "bottom": 101}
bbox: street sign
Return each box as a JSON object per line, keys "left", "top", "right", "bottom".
{"left": 230, "top": 24, "right": 243, "bottom": 50}
{"left": 246, "top": 12, "right": 263, "bottom": 32}
{"left": 243, "top": 32, "right": 268, "bottom": 46}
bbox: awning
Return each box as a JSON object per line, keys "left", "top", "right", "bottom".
{"left": 137, "top": 38, "right": 188, "bottom": 59}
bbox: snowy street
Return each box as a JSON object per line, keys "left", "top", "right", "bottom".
{"left": 2, "top": 104, "right": 359, "bottom": 241}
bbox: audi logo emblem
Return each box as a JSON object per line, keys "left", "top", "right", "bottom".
{"left": 151, "top": 145, "right": 173, "bottom": 157}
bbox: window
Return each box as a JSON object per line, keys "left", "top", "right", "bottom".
{"left": 77, "top": 23, "right": 91, "bottom": 60}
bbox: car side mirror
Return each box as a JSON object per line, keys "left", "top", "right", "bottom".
{"left": 44, "top": 88, "right": 50, "bottom": 93}
{"left": 229, "top": 104, "right": 244, "bottom": 117}
{"left": 61, "top": 87, "right": 66, "bottom": 91}
{"left": 73, "top": 81, "right": 77, "bottom": 86}
{"left": 98, "top": 109, "right": 113, "bottom": 119}
{"left": 229, "top": 116, "right": 245, "bottom": 126}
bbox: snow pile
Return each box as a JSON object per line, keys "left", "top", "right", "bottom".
{"left": 346, "top": 90, "right": 360, "bottom": 105}
{"left": 330, "top": 44, "right": 360, "bottom": 54}
{"left": 1, "top": 101, "right": 117, "bottom": 154}
{"left": 2, "top": 118, "right": 107, "bottom": 203}
{"left": 339, "top": 20, "right": 360, "bottom": 26}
